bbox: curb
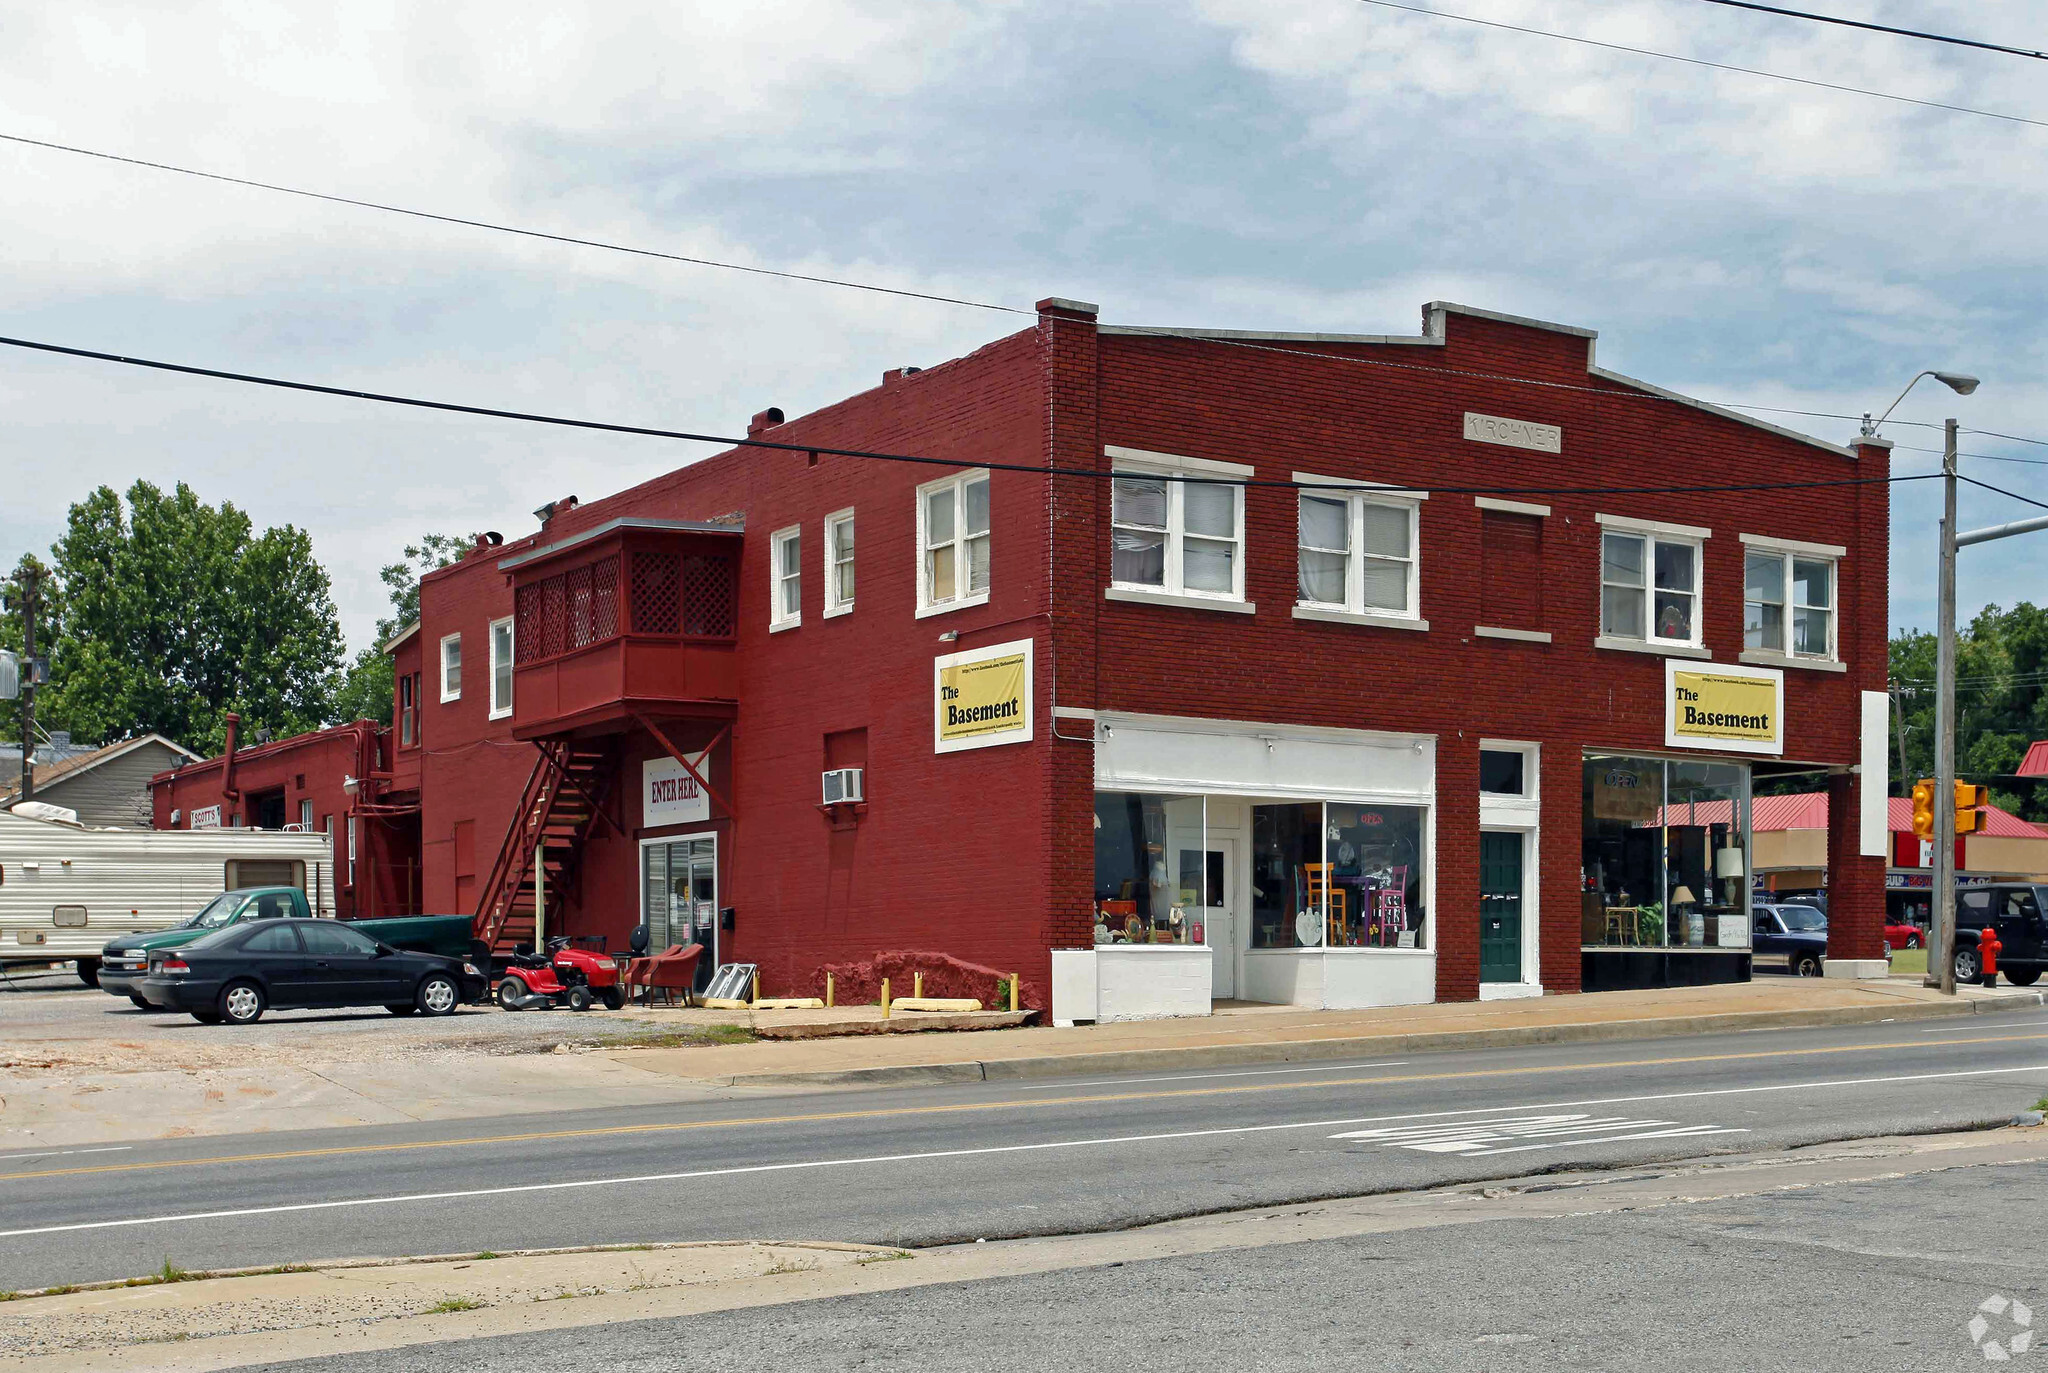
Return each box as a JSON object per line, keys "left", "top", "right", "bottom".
{"left": 706, "top": 991, "right": 2044, "bottom": 1090}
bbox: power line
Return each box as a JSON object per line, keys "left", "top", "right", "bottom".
{"left": 1351, "top": 0, "right": 2048, "bottom": 129}
{"left": 1892, "top": 444, "right": 2048, "bottom": 468}
{"left": 1959, "top": 474, "right": 2048, "bottom": 514}
{"left": 1686, "top": 0, "right": 2048, "bottom": 61}
{"left": 1969, "top": 428, "right": 2048, "bottom": 449}
{"left": 0, "top": 131, "right": 1029, "bottom": 317}
{"left": 0, "top": 331, "right": 1944, "bottom": 500}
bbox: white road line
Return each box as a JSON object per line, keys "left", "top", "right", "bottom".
{"left": 1919, "top": 1018, "right": 2048, "bottom": 1033}
{"left": 0, "top": 1147, "right": 131, "bottom": 1162}
{"left": 6, "top": 1061, "right": 2045, "bottom": 1241}
{"left": 1011, "top": 1060, "right": 1411, "bottom": 1090}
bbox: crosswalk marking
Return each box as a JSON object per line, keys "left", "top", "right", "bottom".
{"left": 1330, "top": 1112, "right": 1747, "bottom": 1157}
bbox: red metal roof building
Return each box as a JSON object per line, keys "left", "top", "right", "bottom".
{"left": 152, "top": 297, "right": 1899, "bottom": 1014}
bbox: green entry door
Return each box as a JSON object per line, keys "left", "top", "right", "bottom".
{"left": 1479, "top": 831, "right": 1524, "bottom": 984}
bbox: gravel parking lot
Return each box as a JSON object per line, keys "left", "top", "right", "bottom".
{"left": 0, "top": 966, "right": 740, "bottom": 1072}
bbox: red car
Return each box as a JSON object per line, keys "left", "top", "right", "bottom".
{"left": 1885, "top": 920, "right": 1926, "bottom": 952}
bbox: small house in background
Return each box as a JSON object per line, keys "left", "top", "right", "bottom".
{"left": 1, "top": 734, "right": 201, "bottom": 828}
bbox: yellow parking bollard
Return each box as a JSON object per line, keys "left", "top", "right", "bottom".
{"left": 751, "top": 971, "right": 761, "bottom": 1005}
{"left": 881, "top": 977, "right": 891, "bottom": 1019}
{"left": 826, "top": 973, "right": 835, "bottom": 1008}
{"left": 1008, "top": 974, "right": 1019, "bottom": 1014}
{"left": 913, "top": 972, "right": 923, "bottom": 999}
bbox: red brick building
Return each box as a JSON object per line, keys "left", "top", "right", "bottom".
{"left": 153, "top": 298, "right": 1896, "bottom": 1017}
{"left": 151, "top": 716, "right": 421, "bottom": 919}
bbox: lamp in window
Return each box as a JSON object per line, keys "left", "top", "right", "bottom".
{"left": 1671, "top": 884, "right": 1702, "bottom": 946}
{"left": 1716, "top": 846, "right": 1745, "bottom": 907}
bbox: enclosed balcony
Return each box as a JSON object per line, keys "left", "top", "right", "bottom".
{"left": 500, "top": 518, "right": 742, "bottom": 739}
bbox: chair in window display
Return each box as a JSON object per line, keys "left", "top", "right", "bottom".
{"left": 1302, "top": 864, "right": 1348, "bottom": 947}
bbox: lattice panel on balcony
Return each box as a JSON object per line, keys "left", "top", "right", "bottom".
{"left": 590, "top": 557, "right": 620, "bottom": 641}
{"left": 514, "top": 584, "right": 546, "bottom": 663}
{"left": 680, "top": 554, "right": 736, "bottom": 638}
{"left": 631, "top": 551, "right": 681, "bottom": 635}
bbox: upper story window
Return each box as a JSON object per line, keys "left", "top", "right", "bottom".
{"left": 1108, "top": 447, "right": 1249, "bottom": 605}
{"left": 1743, "top": 538, "right": 1840, "bottom": 660}
{"left": 918, "top": 471, "right": 990, "bottom": 615}
{"left": 1296, "top": 488, "right": 1420, "bottom": 618}
{"left": 439, "top": 633, "right": 462, "bottom": 702}
{"left": 824, "top": 509, "right": 855, "bottom": 617}
{"left": 398, "top": 671, "right": 419, "bottom": 747}
{"left": 1597, "top": 516, "right": 1708, "bottom": 649}
{"left": 770, "top": 525, "right": 802, "bottom": 631}
{"left": 488, "top": 617, "right": 514, "bottom": 719}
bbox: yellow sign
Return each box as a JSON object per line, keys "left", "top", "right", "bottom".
{"left": 1665, "top": 661, "right": 1783, "bottom": 755}
{"left": 934, "top": 638, "right": 1034, "bottom": 753}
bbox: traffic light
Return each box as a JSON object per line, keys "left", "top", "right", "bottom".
{"left": 1911, "top": 779, "right": 1937, "bottom": 840}
{"left": 1954, "top": 782, "right": 1990, "bottom": 835}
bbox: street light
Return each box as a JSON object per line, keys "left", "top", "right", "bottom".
{"left": 1867, "top": 369, "right": 1982, "bottom": 993}
{"left": 1863, "top": 370, "right": 1981, "bottom": 435}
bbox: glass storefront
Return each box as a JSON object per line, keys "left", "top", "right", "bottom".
{"left": 1250, "top": 801, "right": 1428, "bottom": 950}
{"left": 1581, "top": 754, "right": 1751, "bottom": 951}
{"left": 1094, "top": 792, "right": 1206, "bottom": 945}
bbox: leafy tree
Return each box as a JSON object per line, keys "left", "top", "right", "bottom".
{"left": 1890, "top": 602, "right": 2048, "bottom": 820}
{"left": 41, "top": 481, "right": 343, "bottom": 753}
{"left": 332, "top": 534, "right": 465, "bottom": 726}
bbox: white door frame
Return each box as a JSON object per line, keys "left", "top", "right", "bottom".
{"left": 638, "top": 831, "right": 719, "bottom": 968}
{"left": 1477, "top": 824, "right": 1541, "bottom": 999}
{"left": 1205, "top": 834, "right": 1241, "bottom": 999}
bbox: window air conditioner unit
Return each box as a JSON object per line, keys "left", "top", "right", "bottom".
{"left": 822, "top": 767, "right": 864, "bottom": 806}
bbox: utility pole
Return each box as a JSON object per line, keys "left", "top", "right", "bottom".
{"left": 1928, "top": 419, "right": 1959, "bottom": 994}
{"left": 9, "top": 564, "right": 39, "bottom": 804}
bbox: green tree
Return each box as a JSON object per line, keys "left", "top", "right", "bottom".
{"left": 1890, "top": 602, "right": 2048, "bottom": 820}
{"left": 332, "top": 533, "right": 465, "bottom": 726}
{"left": 42, "top": 481, "right": 344, "bottom": 753}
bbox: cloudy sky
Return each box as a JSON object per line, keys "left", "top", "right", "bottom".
{"left": 3, "top": 0, "right": 2044, "bottom": 653}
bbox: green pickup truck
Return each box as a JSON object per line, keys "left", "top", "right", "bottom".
{"left": 97, "top": 889, "right": 475, "bottom": 1009}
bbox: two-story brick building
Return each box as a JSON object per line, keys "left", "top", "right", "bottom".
{"left": 155, "top": 296, "right": 1895, "bottom": 1018}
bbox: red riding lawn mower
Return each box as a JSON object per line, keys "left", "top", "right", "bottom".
{"left": 494, "top": 937, "right": 626, "bottom": 1012}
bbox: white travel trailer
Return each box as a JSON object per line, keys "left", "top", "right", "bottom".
{"left": 0, "top": 804, "right": 334, "bottom": 983}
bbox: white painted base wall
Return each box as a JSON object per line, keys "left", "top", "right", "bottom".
{"left": 1050, "top": 947, "right": 1214, "bottom": 1025}
{"left": 1478, "top": 981, "right": 1544, "bottom": 1001}
{"left": 1822, "top": 958, "right": 1889, "bottom": 981}
{"left": 1241, "top": 950, "right": 1437, "bottom": 1010}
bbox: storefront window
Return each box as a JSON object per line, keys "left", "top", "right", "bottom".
{"left": 1094, "top": 793, "right": 1204, "bottom": 945}
{"left": 1250, "top": 801, "right": 1428, "bottom": 950}
{"left": 1581, "top": 754, "right": 1750, "bottom": 950}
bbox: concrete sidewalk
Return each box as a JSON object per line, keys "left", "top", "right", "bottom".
{"left": 626, "top": 976, "right": 2043, "bottom": 1087}
{"left": 1, "top": 978, "right": 2036, "bottom": 1148}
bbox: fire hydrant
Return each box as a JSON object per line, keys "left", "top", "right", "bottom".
{"left": 1979, "top": 926, "right": 2002, "bottom": 988}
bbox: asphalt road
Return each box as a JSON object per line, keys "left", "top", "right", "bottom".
{"left": 5, "top": 1007, "right": 2047, "bottom": 1290}
{"left": 250, "top": 1157, "right": 2048, "bottom": 1373}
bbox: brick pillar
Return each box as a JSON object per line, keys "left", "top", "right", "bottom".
{"left": 1826, "top": 771, "right": 1885, "bottom": 961}
{"left": 1541, "top": 741, "right": 1583, "bottom": 993}
{"left": 1825, "top": 432, "right": 1892, "bottom": 970}
{"left": 1040, "top": 299, "right": 1102, "bottom": 986}
{"left": 1435, "top": 734, "right": 1481, "bottom": 1002}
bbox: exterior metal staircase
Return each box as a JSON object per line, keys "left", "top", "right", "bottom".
{"left": 473, "top": 740, "right": 615, "bottom": 958}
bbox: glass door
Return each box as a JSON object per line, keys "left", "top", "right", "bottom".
{"left": 641, "top": 835, "right": 718, "bottom": 990}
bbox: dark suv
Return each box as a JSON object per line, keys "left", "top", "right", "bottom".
{"left": 1951, "top": 884, "right": 2048, "bottom": 986}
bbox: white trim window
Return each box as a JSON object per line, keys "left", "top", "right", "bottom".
{"left": 770, "top": 525, "right": 802, "bottom": 631}
{"left": 917, "top": 471, "right": 990, "bottom": 614}
{"left": 1111, "top": 467, "right": 1245, "bottom": 601}
{"left": 1297, "top": 490, "right": 1420, "bottom": 617}
{"left": 1745, "top": 547, "right": 1836, "bottom": 659}
{"left": 439, "top": 632, "right": 462, "bottom": 702}
{"left": 488, "top": 616, "right": 514, "bottom": 719}
{"left": 823, "top": 508, "right": 855, "bottom": 617}
{"left": 1600, "top": 525, "right": 1703, "bottom": 647}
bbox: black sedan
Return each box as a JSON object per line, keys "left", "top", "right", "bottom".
{"left": 1751, "top": 903, "right": 1829, "bottom": 977}
{"left": 135, "top": 919, "right": 487, "bottom": 1025}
